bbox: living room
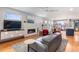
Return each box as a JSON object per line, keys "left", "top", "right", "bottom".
{"left": 0, "top": 7, "right": 79, "bottom": 52}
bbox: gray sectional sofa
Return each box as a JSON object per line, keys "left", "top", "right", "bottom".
{"left": 28, "top": 33, "right": 62, "bottom": 52}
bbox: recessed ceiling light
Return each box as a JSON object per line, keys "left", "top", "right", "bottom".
{"left": 36, "top": 14, "right": 46, "bottom": 17}
{"left": 69, "top": 8, "right": 74, "bottom": 11}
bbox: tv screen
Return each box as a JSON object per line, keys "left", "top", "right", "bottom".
{"left": 4, "top": 20, "right": 21, "bottom": 31}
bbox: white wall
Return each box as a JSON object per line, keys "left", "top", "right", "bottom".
{"left": 0, "top": 8, "right": 5, "bottom": 30}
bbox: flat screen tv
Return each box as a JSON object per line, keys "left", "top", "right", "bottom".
{"left": 4, "top": 20, "right": 21, "bottom": 31}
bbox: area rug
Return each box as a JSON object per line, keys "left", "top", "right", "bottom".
{"left": 56, "top": 39, "right": 68, "bottom": 52}
{"left": 12, "top": 43, "right": 28, "bottom": 52}
{"left": 12, "top": 39, "right": 68, "bottom": 52}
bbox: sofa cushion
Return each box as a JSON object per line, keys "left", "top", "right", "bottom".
{"left": 35, "top": 41, "right": 48, "bottom": 50}
{"left": 28, "top": 41, "right": 48, "bottom": 52}
{"left": 37, "top": 37, "right": 43, "bottom": 42}
{"left": 42, "top": 35, "right": 54, "bottom": 43}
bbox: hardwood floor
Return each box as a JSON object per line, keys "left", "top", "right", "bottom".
{"left": 61, "top": 31, "right": 79, "bottom": 52}
{"left": 1, "top": 31, "right": 79, "bottom": 52}
{"left": 0, "top": 34, "right": 39, "bottom": 52}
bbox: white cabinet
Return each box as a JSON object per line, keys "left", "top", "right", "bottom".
{"left": 1, "top": 30, "right": 24, "bottom": 40}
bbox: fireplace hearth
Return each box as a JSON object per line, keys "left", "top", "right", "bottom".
{"left": 27, "top": 29, "right": 36, "bottom": 34}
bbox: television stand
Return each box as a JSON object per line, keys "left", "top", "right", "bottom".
{"left": 0, "top": 30, "right": 24, "bottom": 42}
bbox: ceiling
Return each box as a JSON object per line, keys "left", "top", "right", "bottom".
{"left": 11, "top": 7, "right": 79, "bottom": 20}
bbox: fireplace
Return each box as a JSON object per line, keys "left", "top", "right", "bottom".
{"left": 27, "top": 29, "right": 36, "bottom": 34}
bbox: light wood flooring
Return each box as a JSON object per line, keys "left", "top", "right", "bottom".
{"left": 61, "top": 31, "right": 79, "bottom": 52}
{"left": 0, "top": 34, "right": 39, "bottom": 52}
